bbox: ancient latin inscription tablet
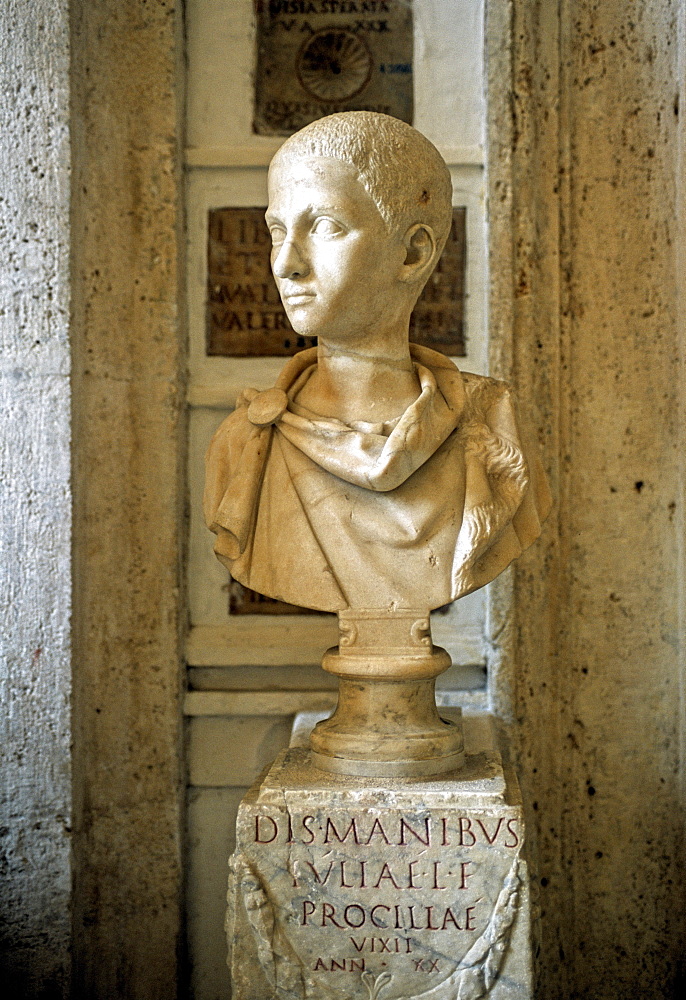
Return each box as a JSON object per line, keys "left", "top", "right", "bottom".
{"left": 227, "top": 736, "right": 533, "bottom": 999}
{"left": 254, "top": 1, "right": 414, "bottom": 136}
{"left": 409, "top": 207, "right": 466, "bottom": 356}
{"left": 206, "top": 208, "right": 316, "bottom": 357}
{"left": 206, "top": 207, "right": 466, "bottom": 357}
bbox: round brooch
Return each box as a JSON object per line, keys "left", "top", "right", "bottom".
{"left": 247, "top": 388, "right": 288, "bottom": 427}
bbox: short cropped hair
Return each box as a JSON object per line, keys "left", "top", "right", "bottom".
{"left": 273, "top": 111, "right": 453, "bottom": 254}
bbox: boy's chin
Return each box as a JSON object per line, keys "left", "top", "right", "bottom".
{"left": 286, "top": 314, "right": 332, "bottom": 341}
{"left": 288, "top": 322, "right": 319, "bottom": 341}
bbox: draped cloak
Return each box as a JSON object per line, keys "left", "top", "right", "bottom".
{"left": 204, "top": 345, "right": 551, "bottom": 612}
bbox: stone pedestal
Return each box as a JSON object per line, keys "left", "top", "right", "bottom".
{"left": 310, "top": 609, "right": 465, "bottom": 778}
{"left": 227, "top": 714, "right": 533, "bottom": 1000}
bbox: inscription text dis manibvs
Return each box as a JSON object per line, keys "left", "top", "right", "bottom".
{"left": 254, "top": 812, "right": 521, "bottom": 849}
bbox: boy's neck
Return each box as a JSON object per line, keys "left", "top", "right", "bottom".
{"left": 296, "top": 338, "right": 420, "bottom": 425}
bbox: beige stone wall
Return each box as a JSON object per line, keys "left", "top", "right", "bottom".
{"left": 0, "top": 2, "right": 72, "bottom": 995}
{"left": 488, "top": 1, "right": 686, "bottom": 996}
{"left": 70, "top": 1, "right": 186, "bottom": 996}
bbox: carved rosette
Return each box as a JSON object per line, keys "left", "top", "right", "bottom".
{"left": 297, "top": 29, "right": 373, "bottom": 103}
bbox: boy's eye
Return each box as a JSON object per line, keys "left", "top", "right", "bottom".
{"left": 269, "top": 226, "right": 286, "bottom": 247}
{"left": 312, "top": 217, "right": 343, "bottom": 238}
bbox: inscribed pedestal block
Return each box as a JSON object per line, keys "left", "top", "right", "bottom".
{"left": 227, "top": 714, "right": 533, "bottom": 999}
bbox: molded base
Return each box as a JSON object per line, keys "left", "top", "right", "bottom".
{"left": 310, "top": 745, "right": 465, "bottom": 777}
{"left": 309, "top": 611, "right": 465, "bottom": 777}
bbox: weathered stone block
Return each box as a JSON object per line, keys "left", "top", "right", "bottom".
{"left": 227, "top": 715, "right": 532, "bottom": 999}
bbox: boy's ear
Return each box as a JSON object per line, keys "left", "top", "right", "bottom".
{"left": 399, "top": 223, "right": 438, "bottom": 285}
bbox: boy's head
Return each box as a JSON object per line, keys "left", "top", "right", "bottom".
{"left": 272, "top": 111, "right": 453, "bottom": 256}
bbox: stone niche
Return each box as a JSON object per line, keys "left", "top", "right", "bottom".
{"left": 227, "top": 715, "right": 533, "bottom": 1000}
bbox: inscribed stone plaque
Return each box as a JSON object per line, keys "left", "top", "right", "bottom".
{"left": 253, "top": 1, "right": 414, "bottom": 136}
{"left": 229, "top": 580, "right": 331, "bottom": 616}
{"left": 206, "top": 208, "right": 316, "bottom": 357}
{"left": 227, "top": 719, "right": 533, "bottom": 999}
{"left": 206, "top": 207, "right": 466, "bottom": 357}
{"left": 409, "top": 207, "right": 466, "bottom": 355}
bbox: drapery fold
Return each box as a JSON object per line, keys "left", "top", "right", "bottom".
{"left": 205, "top": 346, "right": 551, "bottom": 611}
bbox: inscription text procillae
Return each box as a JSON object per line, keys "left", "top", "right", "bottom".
{"left": 236, "top": 805, "right": 524, "bottom": 996}
{"left": 206, "top": 207, "right": 466, "bottom": 358}
{"left": 300, "top": 900, "right": 478, "bottom": 932}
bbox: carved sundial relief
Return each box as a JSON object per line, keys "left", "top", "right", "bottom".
{"left": 297, "top": 29, "right": 373, "bottom": 102}
{"left": 253, "top": 1, "right": 414, "bottom": 136}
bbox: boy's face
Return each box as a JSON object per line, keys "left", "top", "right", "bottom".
{"left": 266, "top": 155, "right": 408, "bottom": 343}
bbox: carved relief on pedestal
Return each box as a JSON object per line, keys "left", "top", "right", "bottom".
{"left": 229, "top": 840, "right": 524, "bottom": 1000}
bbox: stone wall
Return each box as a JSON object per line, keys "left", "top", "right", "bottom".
{"left": 488, "top": 1, "right": 686, "bottom": 996}
{"left": 70, "top": 1, "right": 186, "bottom": 997}
{"left": 0, "top": 2, "right": 73, "bottom": 996}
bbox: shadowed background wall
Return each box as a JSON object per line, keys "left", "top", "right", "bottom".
{"left": 487, "top": 3, "right": 686, "bottom": 996}
{"left": 0, "top": 1, "right": 684, "bottom": 998}
{"left": 70, "top": 1, "right": 186, "bottom": 998}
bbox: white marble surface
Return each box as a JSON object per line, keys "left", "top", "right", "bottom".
{"left": 227, "top": 716, "right": 533, "bottom": 999}
{"left": 205, "top": 114, "right": 551, "bottom": 616}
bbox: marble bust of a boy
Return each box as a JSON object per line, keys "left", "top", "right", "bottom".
{"left": 205, "top": 111, "right": 550, "bottom": 612}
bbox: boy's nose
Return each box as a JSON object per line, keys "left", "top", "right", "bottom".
{"left": 272, "top": 238, "right": 310, "bottom": 280}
